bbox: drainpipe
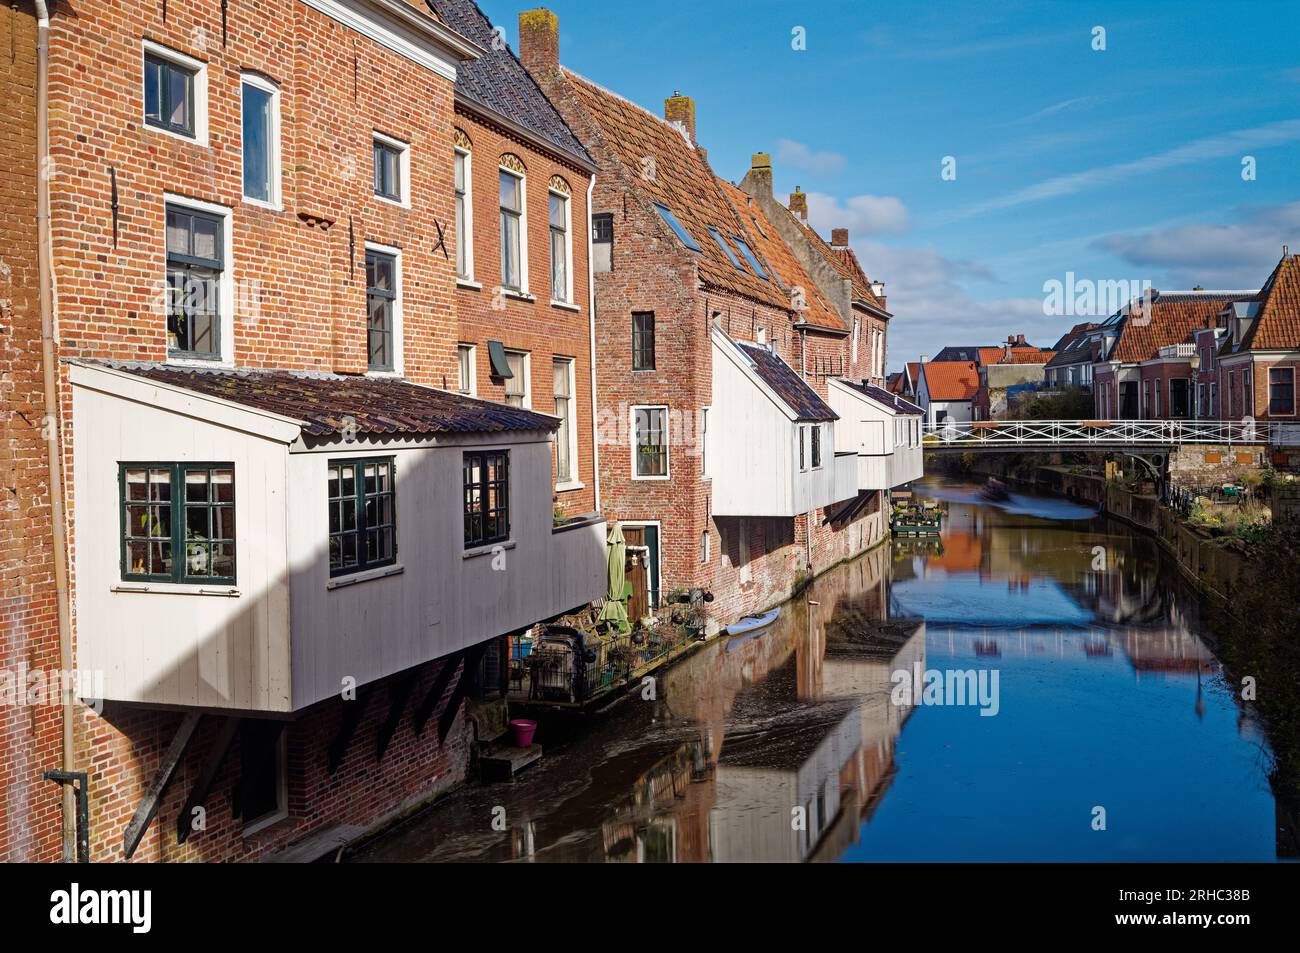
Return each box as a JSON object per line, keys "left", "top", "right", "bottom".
{"left": 34, "top": 0, "right": 77, "bottom": 862}
{"left": 585, "top": 174, "right": 600, "bottom": 513}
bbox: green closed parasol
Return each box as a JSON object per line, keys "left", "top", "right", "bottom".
{"left": 598, "top": 522, "right": 628, "bottom": 628}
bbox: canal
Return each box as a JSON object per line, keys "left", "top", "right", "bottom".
{"left": 353, "top": 477, "right": 1279, "bottom": 862}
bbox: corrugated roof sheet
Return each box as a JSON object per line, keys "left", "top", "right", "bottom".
{"left": 922, "top": 361, "right": 979, "bottom": 401}
{"left": 562, "top": 69, "right": 789, "bottom": 311}
{"left": 99, "top": 363, "right": 559, "bottom": 437}
{"left": 432, "top": 0, "right": 591, "bottom": 166}
{"left": 735, "top": 342, "right": 837, "bottom": 421}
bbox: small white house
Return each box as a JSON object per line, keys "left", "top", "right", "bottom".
{"left": 709, "top": 328, "right": 857, "bottom": 517}
{"left": 70, "top": 361, "right": 606, "bottom": 713}
{"left": 915, "top": 360, "right": 978, "bottom": 426}
{"left": 826, "top": 378, "right": 924, "bottom": 490}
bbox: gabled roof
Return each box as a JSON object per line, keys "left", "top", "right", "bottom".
{"left": 1114, "top": 290, "right": 1252, "bottom": 363}
{"left": 716, "top": 179, "right": 845, "bottom": 332}
{"left": 96, "top": 363, "right": 559, "bottom": 437}
{"left": 932, "top": 346, "right": 986, "bottom": 363}
{"left": 885, "top": 371, "right": 904, "bottom": 394}
{"left": 921, "top": 361, "right": 979, "bottom": 402}
{"left": 1045, "top": 323, "right": 1100, "bottom": 368}
{"left": 733, "top": 341, "right": 837, "bottom": 421}
{"left": 786, "top": 215, "right": 889, "bottom": 314}
{"left": 432, "top": 0, "right": 592, "bottom": 167}
{"left": 975, "top": 346, "right": 1054, "bottom": 366}
{"left": 1231, "top": 255, "right": 1300, "bottom": 352}
{"left": 837, "top": 378, "right": 923, "bottom": 415}
{"left": 560, "top": 69, "right": 788, "bottom": 311}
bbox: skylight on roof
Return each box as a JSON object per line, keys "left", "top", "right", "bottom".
{"left": 652, "top": 203, "right": 701, "bottom": 252}
{"left": 708, "top": 226, "right": 747, "bottom": 271}
{"left": 731, "top": 236, "right": 769, "bottom": 280}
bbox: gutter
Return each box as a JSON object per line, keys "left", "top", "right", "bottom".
{"left": 34, "top": 0, "right": 78, "bottom": 862}
{"left": 585, "top": 175, "right": 600, "bottom": 513}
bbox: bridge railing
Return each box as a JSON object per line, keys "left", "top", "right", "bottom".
{"left": 922, "top": 419, "right": 1274, "bottom": 447}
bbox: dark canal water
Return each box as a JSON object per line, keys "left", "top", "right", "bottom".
{"left": 354, "top": 478, "right": 1279, "bottom": 862}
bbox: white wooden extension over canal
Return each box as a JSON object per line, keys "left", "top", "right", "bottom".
{"left": 923, "top": 418, "right": 1300, "bottom": 452}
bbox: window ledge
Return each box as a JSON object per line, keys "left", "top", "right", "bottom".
{"left": 550, "top": 300, "right": 580, "bottom": 312}
{"left": 464, "top": 539, "right": 515, "bottom": 560}
{"left": 327, "top": 563, "right": 404, "bottom": 590}
{"left": 145, "top": 124, "right": 208, "bottom": 148}
{"left": 242, "top": 195, "right": 284, "bottom": 212}
{"left": 555, "top": 479, "right": 586, "bottom": 493}
{"left": 374, "top": 194, "right": 410, "bottom": 210}
{"left": 167, "top": 356, "right": 234, "bottom": 370}
{"left": 457, "top": 278, "right": 482, "bottom": 290}
{"left": 503, "top": 289, "right": 535, "bottom": 302}
{"left": 112, "top": 583, "right": 240, "bottom": 597}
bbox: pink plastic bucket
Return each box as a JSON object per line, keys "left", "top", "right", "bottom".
{"left": 510, "top": 718, "right": 537, "bottom": 747}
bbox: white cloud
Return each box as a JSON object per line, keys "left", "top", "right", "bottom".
{"left": 1093, "top": 202, "right": 1300, "bottom": 288}
{"left": 942, "top": 118, "right": 1300, "bottom": 222}
{"left": 806, "top": 191, "right": 910, "bottom": 237}
{"left": 849, "top": 239, "right": 1050, "bottom": 370}
{"left": 774, "top": 138, "right": 847, "bottom": 176}
{"left": 1009, "top": 96, "right": 1098, "bottom": 125}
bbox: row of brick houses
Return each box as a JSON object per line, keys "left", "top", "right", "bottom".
{"left": 1, "top": 1, "right": 918, "bottom": 863}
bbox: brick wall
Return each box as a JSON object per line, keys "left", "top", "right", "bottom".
{"left": 0, "top": 1, "right": 64, "bottom": 864}
{"left": 452, "top": 108, "right": 596, "bottom": 514}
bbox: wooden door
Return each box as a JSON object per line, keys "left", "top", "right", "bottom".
{"left": 623, "top": 526, "right": 650, "bottom": 623}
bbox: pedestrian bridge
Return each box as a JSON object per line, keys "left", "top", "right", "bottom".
{"left": 923, "top": 419, "right": 1298, "bottom": 452}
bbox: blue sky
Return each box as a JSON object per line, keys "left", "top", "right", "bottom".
{"left": 480, "top": 0, "right": 1299, "bottom": 371}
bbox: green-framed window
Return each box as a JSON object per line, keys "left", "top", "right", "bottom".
{"left": 120, "top": 463, "right": 235, "bottom": 584}
{"left": 328, "top": 458, "right": 396, "bottom": 576}
{"left": 463, "top": 450, "right": 509, "bottom": 548}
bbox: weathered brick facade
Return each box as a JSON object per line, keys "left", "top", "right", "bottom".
{"left": 0, "top": 0, "right": 64, "bottom": 864}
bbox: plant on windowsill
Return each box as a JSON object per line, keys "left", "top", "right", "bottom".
{"left": 186, "top": 530, "right": 210, "bottom": 575}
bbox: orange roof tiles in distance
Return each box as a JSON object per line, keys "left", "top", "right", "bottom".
{"left": 922, "top": 361, "right": 980, "bottom": 401}
{"left": 1115, "top": 291, "right": 1251, "bottom": 363}
{"left": 1240, "top": 255, "right": 1300, "bottom": 350}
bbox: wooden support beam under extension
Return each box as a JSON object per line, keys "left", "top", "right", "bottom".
{"left": 412, "top": 650, "right": 464, "bottom": 737}
{"left": 176, "top": 716, "right": 241, "bottom": 845}
{"left": 327, "top": 688, "right": 373, "bottom": 774}
{"left": 438, "top": 644, "right": 487, "bottom": 744}
{"left": 122, "top": 711, "right": 202, "bottom": 860}
{"left": 375, "top": 674, "right": 418, "bottom": 763}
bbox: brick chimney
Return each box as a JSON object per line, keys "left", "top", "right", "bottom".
{"left": 518, "top": 8, "right": 560, "bottom": 72}
{"left": 1016, "top": 333, "right": 1027, "bottom": 346}
{"left": 789, "top": 186, "right": 808, "bottom": 222}
{"left": 664, "top": 91, "right": 695, "bottom": 144}
{"left": 746, "top": 152, "right": 773, "bottom": 198}
{"left": 831, "top": 228, "right": 849, "bottom": 247}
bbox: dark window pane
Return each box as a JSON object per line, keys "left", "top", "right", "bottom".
{"left": 242, "top": 82, "right": 273, "bottom": 202}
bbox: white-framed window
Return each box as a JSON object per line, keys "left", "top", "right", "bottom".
{"left": 373, "top": 132, "right": 410, "bottom": 207}
{"left": 631, "top": 405, "right": 669, "bottom": 480}
{"left": 799, "top": 424, "right": 822, "bottom": 470}
{"left": 700, "top": 528, "right": 710, "bottom": 564}
{"left": 240, "top": 73, "right": 280, "bottom": 207}
{"left": 700, "top": 406, "right": 711, "bottom": 479}
{"left": 499, "top": 161, "right": 528, "bottom": 293}
{"left": 553, "top": 357, "right": 577, "bottom": 486}
{"left": 504, "top": 349, "right": 530, "bottom": 407}
{"left": 164, "top": 194, "right": 233, "bottom": 366}
{"left": 143, "top": 40, "right": 208, "bottom": 145}
{"left": 454, "top": 147, "right": 473, "bottom": 279}
{"left": 456, "top": 343, "right": 476, "bottom": 395}
{"left": 549, "top": 188, "right": 572, "bottom": 303}
{"left": 852, "top": 319, "right": 860, "bottom": 363}
{"left": 364, "top": 242, "right": 403, "bottom": 374}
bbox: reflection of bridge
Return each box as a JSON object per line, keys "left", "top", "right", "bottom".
{"left": 923, "top": 418, "right": 1291, "bottom": 452}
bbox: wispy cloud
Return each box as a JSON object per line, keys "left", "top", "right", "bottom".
{"left": 806, "top": 191, "right": 910, "bottom": 236}
{"left": 941, "top": 118, "right": 1300, "bottom": 223}
{"left": 1009, "top": 96, "right": 1098, "bottom": 125}
{"left": 774, "top": 139, "right": 847, "bottom": 176}
{"left": 1093, "top": 201, "right": 1300, "bottom": 287}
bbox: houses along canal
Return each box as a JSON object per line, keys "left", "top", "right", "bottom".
{"left": 353, "top": 478, "right": 1278, "bottom": 862}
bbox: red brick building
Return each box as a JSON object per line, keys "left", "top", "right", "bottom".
{"left": 2, "top": 0, "right": 605, "bottom": 864}
{"left": 518, "top": 9, "right": 910, "bottom": 628}
{"left": 1212, "top": 254, "right": 1300, "bottom": 424}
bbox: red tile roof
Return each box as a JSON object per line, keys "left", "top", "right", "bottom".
{"left": 561, "top": 70, "right": 788, "bottom": 311}
{"left": 716, "top": 179, "right": 845, "bottom": 331}
{"left": 1240, "top": 255, "right": 1300, "bottom": 350}
{"left": 1114, "top": 291, "right": 1252, "bottom": 363}
{"left": 975, "top": 346, "right": 1053, "bottom": 366}
{"left": 922, "top": 361, "right": 979, "bottom": 401}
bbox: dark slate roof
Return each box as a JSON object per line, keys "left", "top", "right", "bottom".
{"left": 932, "top": 345, "right": 986, "bottom": 362}
{"left": 430, "top": 0, "right": 592, "bottom": 166}
{"left": 839, "top": 379, "right": 923, "bottom": 415}
{"left": 735, "top": 343, "right": 837, "bottom": 421}
{"left": 99, "top": 363, "right": 558, "bottom": 437}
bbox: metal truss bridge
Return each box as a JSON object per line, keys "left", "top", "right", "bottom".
{"left": 923, "top": 419, "right": 1299, "bottom": 452}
